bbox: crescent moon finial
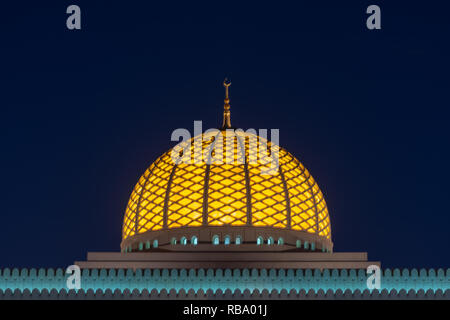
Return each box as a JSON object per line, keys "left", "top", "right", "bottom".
{"left": 221, "top": 78, "right": 232, "bottom": 129}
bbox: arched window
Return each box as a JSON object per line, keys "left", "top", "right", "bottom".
{"left": 256, "top": 236, "right": 264, "bottom": 245}
{"left": 170, "top": 237, "right": 177, "bottom": 245}
{"left": 180, "top": 236, "right": 187, "bottom": 245}
{"left": 277, "top": 237, "right": 284, "bottom": 245}
{"left": 304, "top": 241, "right": 309, "bottom": 250}
{"left": 296, "top": 240, "right": 301, "bottom": 248}
{"left": 153, "top": 239, "right": 158, "bottom": 248}
{"left": 224, "top": 235, "right": 231, "bottom": 245}
{"left": 235, "top": 235, "right": 242, "bottom": 245}
{"left": 138, "top": 242, "right": 144, "bottom": 251}
{"left": 191, "top": 236, "right": 198, "bottom": 245}
{"left": 267, "top": 237, "right": 274, "bottom": 245}
{"left": 311, "top": 242, "right": 315, "bottom": 251}
{"left": 212, "top": 235, "right": 220, "bottom": 245}
{"left": 145, "top": 240, "right": 151, "bottom": 249}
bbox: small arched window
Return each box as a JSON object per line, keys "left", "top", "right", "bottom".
{"left": 267, "top": 237, "right": 274, "bottom": 245}
{"left": 180, "top": 236, "right": 187, "bottom": 245}
{"left": 224, "top": 235, "right": 231, "bottom": 245}
{"left": 138, "top": 242, "right": 144, "bottom": 251}
{"left": 212, "top": 235, "right": 220, "bottom": 245}
{"left": 191, "top": 236, "right": 198, "bottom": 245}
{"left": 256, "top": 236, "right": 264, "bottom": 245}
{"left": 235, "top": 235, "right": 242, "bottom": 245}
{"left": 304, "top": 241, "right": 309, "bottom": 250}
{"left": 277, "top": 237, "right": 284, "bottom": 245}
{"left": 153, "top": 239, "right": 158, "bottom": 248}
{"left": 311, "top": 242, "right": 315, "bottom": 251}
{"left": 296, "top": 240, "right": 301, "bottom": 248}
{"left": 170, "top": 237, "right": 177, "bottom": 245}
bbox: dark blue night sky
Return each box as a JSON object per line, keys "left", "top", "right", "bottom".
{"left": 1, "top": 1, "right": 449, "bottom": 268}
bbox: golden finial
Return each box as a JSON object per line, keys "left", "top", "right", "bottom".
{"left": 222, "top": 78, "right": 232, "bottom": 129}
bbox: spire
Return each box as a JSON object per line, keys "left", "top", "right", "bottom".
{"left": 222, "top": 78, "right": 232, "bottom": 129}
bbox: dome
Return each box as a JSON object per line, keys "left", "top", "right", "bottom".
{"left": 121, "top": 130, "right": 332, "bottom": 252}
{"left": 121, "top": 79, "right": 332, "bottom": 253}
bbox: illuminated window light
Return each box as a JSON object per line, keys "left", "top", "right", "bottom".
{"left": 224, "top": 235, "right": 231, "bottom": 245}
{"left": 256, "top": 236, "right": 264, "bottom": 245}
{"left": 212, "top": 235, "right": 219, "bottom": 245}
{"left": 304, "top": 241, "right": 309, "bottom": 250}
{"left": 191, "top": 236, "right": 198, "bottom": 245}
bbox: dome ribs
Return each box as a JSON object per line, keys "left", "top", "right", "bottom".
{"left": 207, "top": 132, "right": 247, "bottom": 226}
{"left": 303, "top": 171, "right": 319, "bottom": 235}
{"left": 202, "top": 165, "right": 211, "bottom": 226}
{"left": 236, "top": 133, "right": 252, "bottom": 226}
{"left": 278, "top": 164, "right": 291, "bottom": 229}
{"left": 162, "top": 161, "right": 179, "bottom": 229}
{"left": 202, "top": 132, "right": 221, "bottom": 226}
{"left": 136, "top": 153, "right": 174, "bottom": 233}
{"left": 164, "top": 132, "right": 216, "bottom": 228}
{"left": 246, "top": 136, "right": 288, "bottom": 228}
{"left": 282, "top": 154, "right": 318, "bottom": 235}
{"left": 122, "top": 131, "right": 333, "bottom": 251}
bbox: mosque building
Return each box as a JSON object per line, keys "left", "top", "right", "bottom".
{"left": 0, "top": 80, "right": 448, "bottom": 300}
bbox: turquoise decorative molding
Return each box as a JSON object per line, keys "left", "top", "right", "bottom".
{"left": 1, "top": 288, "right": 449, "bottom": 300}
{"left": 0, "top": 268, "right": 448, "bottom": 294}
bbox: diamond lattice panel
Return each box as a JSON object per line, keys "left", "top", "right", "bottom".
{"left": 123, "top": 164, "right": 155, "bottom": 238}
{"left": 135, "top": 152, "right": 174, "bottom": 233}
{"left": 208, "top": 164, "right": 247, "bottom": 225}
{"left": 315, "top": 188, "right": 330, "bottom": 237}
{"left": 167, "top": 132, "right": 215, "bottom": 228}
{"left": 167, "top": 164, "right": 205, "bottom": 228}
{"left": 208, "top": 133, "right": 247, "bottom": 225}
{"left": 279, "top": 148, "right": 331, "bottom": 238}
{"left": 244, "top": 134, "right": 287, "bottom": 228}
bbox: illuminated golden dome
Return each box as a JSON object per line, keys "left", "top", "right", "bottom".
{"left": 121, "top": 80, "right": 332, "bottom": 252}
{"left": 122, "top": 130, "right": 332, "bottom": 251}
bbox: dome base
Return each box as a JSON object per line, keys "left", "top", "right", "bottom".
{"left": 120, "top": 226, "right": 333, "bottom": 253}
{"left": 75, "top": 250, "right": 378, "bottom": 270}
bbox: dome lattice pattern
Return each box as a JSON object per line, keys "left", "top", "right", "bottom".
{"left": 123, "top": 131, "right": 331, "bottom": 241}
